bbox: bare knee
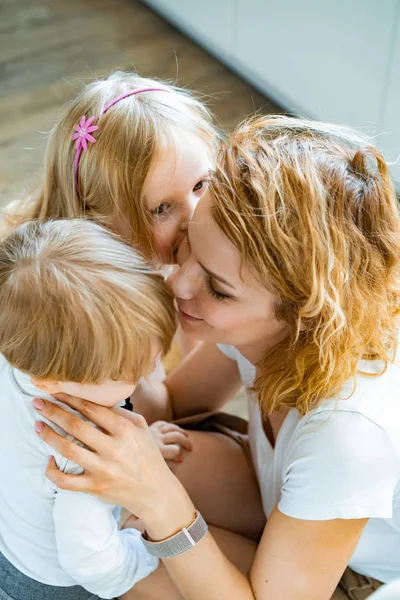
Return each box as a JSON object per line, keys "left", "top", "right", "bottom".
{"left": 167, "top": 430, "right": 248, "bottom": 482}
{"left": 166, "top": 430, "right": 266, "bottom": 541}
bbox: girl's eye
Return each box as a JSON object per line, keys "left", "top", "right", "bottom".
{"left": 206, "top": 277, "right": 231, "bottom": 302}
{"left": 152, "top": 203, "right": 170, "bottom": 216}
{"left": 193, "top": 180, "right": 208, "bottom": 193}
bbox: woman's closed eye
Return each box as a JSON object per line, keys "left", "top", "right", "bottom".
{"left": 180, "top": 233, "right": 233, "bottom": 301}
{"left": 205, "top": 277, "right": 232, "bottom": 302}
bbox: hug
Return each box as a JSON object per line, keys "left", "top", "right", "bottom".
{"left": 0, "top": 72, "right": 399, "bottom": 600}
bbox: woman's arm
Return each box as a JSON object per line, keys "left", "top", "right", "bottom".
{"left": 250, "top": 508, "right": 367, "bottom": 600}
{"left": 144, "top": 508, "right": 367, "bottom": 600}
{"left": 33, "top": 396, "right": 367, "bottom": 600}
{"left": 133, "top": 343, "right": 241, "bottom": 423}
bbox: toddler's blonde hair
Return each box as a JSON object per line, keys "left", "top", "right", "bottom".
{"left": 212, "top": 115, "right": 400, "bottom": 415}
{"left": 0, "top": 219, "right": 176, "bottom": 383}
{"left": 6, "top": 71, "right": 217, "bottom": 256}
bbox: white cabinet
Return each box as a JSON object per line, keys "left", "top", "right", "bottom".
{"left": 142, "top": 0, "right": 400, "bottom": 182}
{"left": 381, "top": 7, "right": 400, "bottom": 184}
{"left": 235, "top": 0, "right": 396, "bottom": 132}
{"left": 143, "top": 0, "right": 235, "bottom": 58}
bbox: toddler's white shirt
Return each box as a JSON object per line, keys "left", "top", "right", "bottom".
{"left": 0, "top": 356, "right": 158, "bottom": 599}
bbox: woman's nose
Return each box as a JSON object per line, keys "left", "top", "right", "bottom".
{"left": 168, "top": 261, "right": 196, "bottom": 301}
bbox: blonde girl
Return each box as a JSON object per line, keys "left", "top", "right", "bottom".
{"left": 34, "top": 115, "right": 400, "bottom": 600}
{"left": 5, "top": 71, "right": 216, "bottom": 264}
{"left": 3, "top": 70, "right": 216, "bottom": 398}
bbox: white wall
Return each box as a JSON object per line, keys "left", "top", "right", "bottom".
{"left": 143, "top": 0, "right": 237, "bottom": 58}
{"left": 382, "top": 3, "right": 400, "bottom": 185}
{"left": 143, "top": 0, "right": 400, "bottom": 183}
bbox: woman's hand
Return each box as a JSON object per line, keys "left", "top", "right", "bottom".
{"left": 149, "top": 420, "right": 193, "bottom": 462}
{"left": 33, "top": 394, "right": 369, "bottom": 600}
{"left": 33, "top": 394, "right": 195, "bottom": 535}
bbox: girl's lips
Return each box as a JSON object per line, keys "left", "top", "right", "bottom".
{"left": 178, "top": 306, "right": 204, "bottom": 322}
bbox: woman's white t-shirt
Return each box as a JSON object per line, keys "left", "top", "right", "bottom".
{"left": 218, "top": 344, "right": 400, "bottom": 584}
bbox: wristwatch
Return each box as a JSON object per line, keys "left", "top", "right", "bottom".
{"left": 141, "top": 511, "right": 208, "bottom": 558}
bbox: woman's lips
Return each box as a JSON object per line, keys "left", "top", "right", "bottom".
{"left": 177, "top": 306, "right": 204, "bottom": 322}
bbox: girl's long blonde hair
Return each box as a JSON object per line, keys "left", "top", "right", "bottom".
{"left": 212, "top": 115, "right": 400, "bottom": 415}
{"left": 6, "top": 71, "right": 217, "bottom": 256}
{"left": 0, "top": 219, "right": 176, "bottom": 383}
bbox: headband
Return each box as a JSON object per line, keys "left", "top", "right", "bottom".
{"left": 71, "top": 86, "right": 167, "bottom": 196}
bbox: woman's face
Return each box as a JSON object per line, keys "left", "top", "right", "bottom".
{"left": 170, "top": 194, "right": 288, "bottom": 361}
{"left": 143, "top": 132, "right": 212, "bottom": 264}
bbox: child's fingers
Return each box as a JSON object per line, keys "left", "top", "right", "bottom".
{"left": 160, "top": 423, "right": 189, "bottom": 437}
{"left": 121, "top": 514, "right": 140, "bottom": 530}
{"left": 122, "top": 516, "right": 146, "bottom": 534}
{"left": 161, "top": 431, "right": 193, "bottom": 451}
{"left": 160, "top": 443, "right": 183, "bottom": 461}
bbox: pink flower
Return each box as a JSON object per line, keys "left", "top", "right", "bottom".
{"left": 71, "top": 116, "right": 99, "bottom": 151}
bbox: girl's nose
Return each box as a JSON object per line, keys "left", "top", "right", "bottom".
{"left": 179, "top": 196, "right": 199, "bottom": 232}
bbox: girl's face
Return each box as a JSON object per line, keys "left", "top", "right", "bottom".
{"left": 143, "top": 131, "right": 212, "bottom": 264}
{"left": 170, "top": 194, "right": 288, "bottom": 363}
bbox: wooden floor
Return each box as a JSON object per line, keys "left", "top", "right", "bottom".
{"left": 0, "top": 0, "right": 279, "bottom": 206}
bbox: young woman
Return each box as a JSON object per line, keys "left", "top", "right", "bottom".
{"left": 32, "top": 116, "right": 400, "bottom": 600}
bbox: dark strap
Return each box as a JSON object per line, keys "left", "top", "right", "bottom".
{"left": 123, "top": 397, "right": 133, "bottom": 411}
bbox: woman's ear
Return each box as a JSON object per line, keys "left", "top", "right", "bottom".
{"left": 31, "top": 379, "right": 63, "bottom": 394}
{"left": 299, "top": 319, "right": 308, "bottom": 332}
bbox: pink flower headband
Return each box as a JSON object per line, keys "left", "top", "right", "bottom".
{"left": 71, "top": 86, "right": 167, "bottom": 196}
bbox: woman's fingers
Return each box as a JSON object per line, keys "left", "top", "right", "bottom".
{"left": 162, "top": 431, "right": 193, "bottom": 451}
{"left": 52, "top": 393, "right": 134, "bottom": 434}
{"left": 56, "top": 392, "right": 148, "bottom": 432}
{"left": 46, "top": 456, "right": 94, "bottom": 492}
{"left": 33, "top": 398, "right": 114, "bottom": 450}
{"left": 112, "top": 406, "right": 148, "bottom": 430}
{"left": 35, "top": 421, "right": 100, "bottom": 471}
{"left": 35, "top": 399, "right": 115, "bottom": 452}
{"left": 34, "top": 395, "right": 145, "bottom": 444}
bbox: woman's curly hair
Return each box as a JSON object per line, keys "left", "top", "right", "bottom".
{"left": 212, "top": 115, "right": 400, "bottom": 415}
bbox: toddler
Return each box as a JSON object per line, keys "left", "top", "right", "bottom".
{"left": 0, "top": 219, "right": 176, "bottom": 600}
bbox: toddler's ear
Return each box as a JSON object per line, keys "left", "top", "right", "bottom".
{"left": 31, "top": 379, "right": 62, "bottom": 394}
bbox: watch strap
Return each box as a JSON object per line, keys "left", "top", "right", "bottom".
{"left": 141, "top": 511, "right": 208, "bottom": 558}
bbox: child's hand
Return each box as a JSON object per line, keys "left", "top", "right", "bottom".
{"left": 149, "top": 421, "right": 193, "bottom": 462}
{"left": 120, "top": 513, "right": 145, "bottom": 533}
